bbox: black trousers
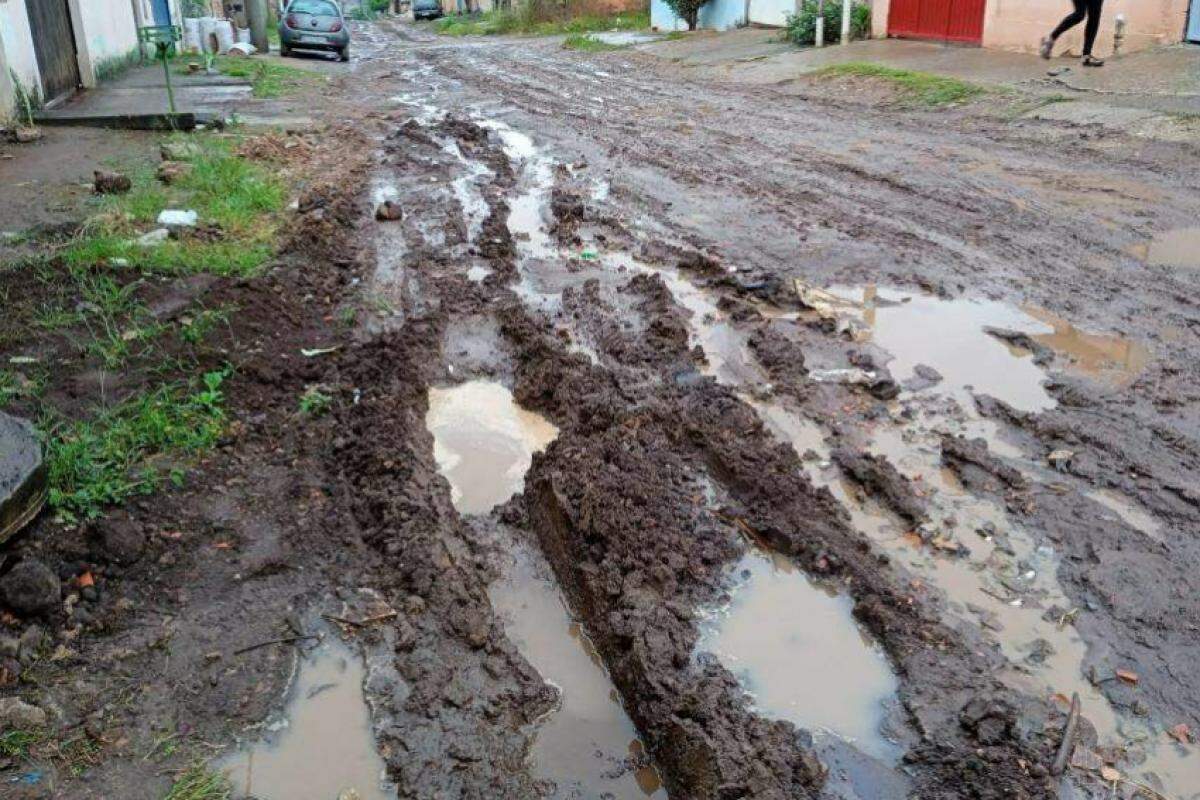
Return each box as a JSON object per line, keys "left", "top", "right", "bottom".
{"left": 1051, "top": 0, "right": 1104, "bottom": 56}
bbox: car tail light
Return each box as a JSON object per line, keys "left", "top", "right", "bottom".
{"left": 329, "top": 19, "right": 342, "bottom": 31}
{"left": 285, "top": 13, "right": 299, "bottom": 27}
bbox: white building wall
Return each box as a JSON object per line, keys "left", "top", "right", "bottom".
{"left": 0, "top": 0, "right": 42, "bottom": 97}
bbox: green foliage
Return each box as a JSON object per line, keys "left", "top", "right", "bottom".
{"left": 298, "top": 385, "right": 333, "bottom": 416}
{"left": 8, "top": 68, "right": 39, "bottom": 128}
{"left": 785, "top": 0, "right": 870, "bottom": 45}
{"left": 661, "top": 0, "right": 707, "bottom": 30}
{"left": 163, "top": 764, "right": 233, "bottom": 800}
{"left": 94, "top": 48, "right": 142, "bottom": 83}
{"left": 0, "top": 730, "right": 44, "bottom": 759}
{"left": 45, "top": 370, "right": 229, "bottom": 521}
{"left": 562, "top": 33, "right": 625, "bottom": 51}
{"left": 205, "top": 57, "right": 323, "bottom": 98}
{"left": 437, "top": 8, "right": 648, "bottom": 36}
{"left": 812, "top": 62, "right": 986, "bottom": 106}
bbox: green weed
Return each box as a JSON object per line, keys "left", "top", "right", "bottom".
{"left": 163, "top": 764, "right": 233, "bottom": 800}
{"left": 0, "top": 729, "right": 44, "bottom": 758}
{"left": 812, "top": 62, "right": 986, "bottom": 106}
{"left": 45, "top": 369, "right": 229, "bottom": 521}
{"left": 562, "top": 33, "right": 625, "bottom": 51}
{"left": 179, "top": 306, "right": 233, "bottom": 344}
{"left": 298, "top": 385, "right": 332, "bottom": 416}
{"left": 209, "top": 58, "right": 323, "bottom": 99}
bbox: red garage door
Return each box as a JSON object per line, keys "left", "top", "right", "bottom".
{"left": 889, "top": 0, "right": 986, "bottom": 44}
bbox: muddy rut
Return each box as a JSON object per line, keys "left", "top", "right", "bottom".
{"left": 264, "top": 18, "right": 1200, "bottom": 800}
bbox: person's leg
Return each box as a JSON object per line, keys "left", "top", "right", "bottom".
{"left": 1082, "top": 0, "right": 1103, "bottom": 55}
{"left": 1051, "top": 0, "right": 1087, "bottom": 39}
{"left": 1042, "top": 0, "right": 1086, "bottom": 58}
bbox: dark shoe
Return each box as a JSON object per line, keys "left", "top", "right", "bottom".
{"left": 1082, "top": 55, "right": 1105, "bottom": 67}
{"left": 1039, "top": 36, "right": 1054, "bottom": 59}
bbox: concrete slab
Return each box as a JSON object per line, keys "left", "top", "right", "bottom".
{"left": 0, "top": 412, "right": 46, "bottom": 543}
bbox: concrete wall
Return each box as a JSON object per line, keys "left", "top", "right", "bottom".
{"left": 651, "top": 0, "right": 751, "bottom": 31}
{"left": 69, "top": 0, "right": 141, "bottom": 87}
{"left": 981, "top": 0, "right": 1190, "bottom": 56}
{"left": 870, "top": 0, "right": 1191, "bottom": 55}
{"left": 0, "top": 0, "right": 41, "bottom": 97}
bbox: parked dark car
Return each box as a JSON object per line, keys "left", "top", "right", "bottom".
{"left": 412, "top": 0, "right": 443, "bottom": 20}
{"left": 280, "top": 0, "right": 351, "bottom": 61}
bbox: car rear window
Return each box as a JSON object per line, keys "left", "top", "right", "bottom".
{"left": 289, "top": 0, "right": 339, "bottom": 15}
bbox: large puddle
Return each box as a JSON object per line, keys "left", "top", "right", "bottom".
{"left": 696, "top": 548, "right": 900, "bottom": 763}
{"left": 426, "top": 380, "right": 558, "bottom": 514}
{"left": 1128, "top": 227, "right": 1200, "bottom": 268}
{"left": 221, "top": 637, "right": 393, "bottom": 800}
{"left": 830, "top": 285, "right": 1148, "bottom": 404}
{"left": 490, "top": 544, "right": 666, "bottom": 798}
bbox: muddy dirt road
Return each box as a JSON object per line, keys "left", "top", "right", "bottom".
{"left": 6, "top": 17, "right": 1200, "bottom": 800}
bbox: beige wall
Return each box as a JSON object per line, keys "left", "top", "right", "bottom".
{"left": 870, "top": 0, "right": 1191, "bottom": 55}
{"left": 981, "top": 0, "right": 1190, "bottom": 56}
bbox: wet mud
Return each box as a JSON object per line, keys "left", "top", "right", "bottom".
{"left": 6, "top": 17, "right": 1200, "bottom": 800}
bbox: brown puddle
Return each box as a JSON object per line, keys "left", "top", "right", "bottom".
{"left": 1128, "top": 227, "right": 1200, "bottom": 268}
{"left": 220, "top": 637, "right": 393, "bottom": 800}
{"left": 425, "top": 380, "right": 559, "bottom": 515}
{"left": 490, "top": 544, "right": 666, "bottom": 798}
{"left": 1021, "top": 306, "right": 1148, "bottom": 386}
{"left": 831, "top": 285, "right": 1149, "bottom": 407}
{"left": 696, "top": 547, "right": 900, "bottom": 763}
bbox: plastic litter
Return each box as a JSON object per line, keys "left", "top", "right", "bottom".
{"left": 227, "top": 42, "right": 258, "bottom": 56}
{"left": 157, "top": 209, "right": 198, "bottom": 227}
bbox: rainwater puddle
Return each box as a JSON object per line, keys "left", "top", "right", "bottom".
{"left": 426, "top": 381, "right": 558, "bottom": 515}
{"left": 1128, "top": 227, "right": 1200, "bottom": 268}
{"left": 696, "top": 548, "right": 900, "bottom": 763}
{"left": 830, "top": 285, "right": 1150, "bottom": 408}
{"left": 221, "top": 637, "right": 393, "bottom": 800}
{"left": 440, "top": 138, "right": 491, "bottom": 243}
{"left": 830, "top": 285, "right": 1055, "bottom": 413}
{"left": 490, "top": 545, "right": 666, "bottom": 798}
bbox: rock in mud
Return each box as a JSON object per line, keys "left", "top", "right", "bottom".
{"left": 93, "top": 170, "right": 131, "bottom": 195}
{"left": 156, "top": 160, "right": 192, "bottom": 185}
{"left": 941, "top": 434, "right": 1027, "bottom": 494}
{"left": 0, "top": 412, "right": 47, "bottom": 543}
{"left": 904, "top": 363, "right": 943, "bottom": 392}
{"left": 90, "top": 515, "right": 146, "bottom": 565}
{"left": 160, "top": 140, "right": 201, "bottom": 161}
{"left": 833, "top": 448, "right": 928, "bottom": 524}
{"left": 0, "top": 696, "right": 47, "bottom": 728}
{"left": 0, "top": 560, "right": 61, "bottom": 616}
{"left": 374, "top": 200, "right": 403, "bottom": 221}
{"left": 749, "top": 325, "right": 807, "bottom": 389}
{"left": 12, "top": 127, "right": 43, "bottom": 144}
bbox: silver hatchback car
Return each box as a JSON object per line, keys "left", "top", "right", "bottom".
{"left": 279, "top": 0, "right": 351, "bottom": 61}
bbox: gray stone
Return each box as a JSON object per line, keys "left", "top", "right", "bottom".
{"left": 1, "top": 561, "right": 61, "bottom": 616}
{"left": 0, "top": 696, "right": 47, "bottom": 728}
{"left": 0, "top": 412, "right": 46, "bottom": 543}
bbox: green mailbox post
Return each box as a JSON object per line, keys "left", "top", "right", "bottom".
{"left": 138, "top": 25, "right": 183, "bottom": 116}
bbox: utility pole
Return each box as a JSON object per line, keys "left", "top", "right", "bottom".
{"left": 247, "top": 0, "right": 269, "bottom": 54}
{"left": 840, "top": 0, "right": 850, "bottom": 44}
{"left": 815, "top": 0, "right": 825, "bottom": 47}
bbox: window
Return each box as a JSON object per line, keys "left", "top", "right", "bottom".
{"left": 289, "top": 0, "right": 339, "bottom": 16}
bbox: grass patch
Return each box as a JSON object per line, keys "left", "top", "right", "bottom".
{"left": 45, "top": 369, "right": 229, "bottom": 522}
{"left": 0, "top": 729, "right": 44, "bottom": 759}
{"left": 163, "top": 764, "right": 233, "bottom": 800}
{"left": 60, "top": 133, "right": 285, "bottom": 278}
{"left": 436, "top": 8, "right": 648, "bottom": 37}
{"left": 813, "top": 62, "right": 986, "bottom": 106}
{"left": 562, "top": 33, "right": 625, "bottom": 51}
{"left": 175, "top": 56, "right": 322, "bottom": 99}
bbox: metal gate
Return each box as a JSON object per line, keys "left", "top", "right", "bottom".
{"left": 25, "top": 0, "right": 80, "bottom": 103}
{"left": 888, "top": 0, "right": 986, "bottom": 44}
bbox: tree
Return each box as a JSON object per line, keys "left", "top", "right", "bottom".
{"left": 664, "top": 0, "right": 709, "bottom": 30}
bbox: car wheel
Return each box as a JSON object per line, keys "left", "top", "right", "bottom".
{"left": 339, "top": 45, "right": 350, "bottom": 62}
{"left": 280, "top": 44, "right": 291, "bottom": 56}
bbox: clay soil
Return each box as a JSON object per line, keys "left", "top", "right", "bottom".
{"left": 2, "top": 17, "right": 1199, "bottom": 800}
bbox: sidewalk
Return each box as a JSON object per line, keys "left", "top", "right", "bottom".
{"left": 646, "top": 30, "right": 1200, "bottom": 121}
